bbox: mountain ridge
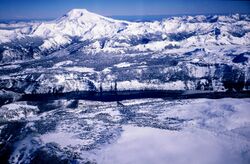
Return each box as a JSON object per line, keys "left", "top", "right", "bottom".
{"left": 0, "top": 9, "right": 250, "bottom": 62}
{"left": 0, "top": 9, "right": 249, "bottom": 100}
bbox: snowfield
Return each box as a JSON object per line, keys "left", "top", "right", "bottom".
{"left": 0, "top": 98, "right": 250, "bottom": 163}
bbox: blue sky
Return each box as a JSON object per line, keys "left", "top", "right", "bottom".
{"left": 0, "top": 0, "right": 250, "bottom": 19}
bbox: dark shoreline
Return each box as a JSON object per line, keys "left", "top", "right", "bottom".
{"left": 21, "top": 90, "right": 250, "bottom": 102}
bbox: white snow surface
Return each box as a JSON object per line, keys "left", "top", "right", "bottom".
{"left": 96, "top": 125, "right": 248, "bottom": 164}
{"left": 64, "top": 66, "right": 95, "bottom": 73}
{"left": 0, "top": 9, "right": 249, "bottom": 52}
{"left": 31, "top": 98, "right": 250, "bottom": 164}
{"left": 114, "top": 62, "right": 132, "bottom": 68}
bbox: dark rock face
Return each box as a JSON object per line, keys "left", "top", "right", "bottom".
{"left": 0, "top": 90, "right": 22, "bottom": 106}
{"left": 222, "top": 66, "right": 246, "bottom": 91}
{"left": 0, "top": 37, "right": 44, "bottom": 63}
{"left": 214, "top": 27, "right": 221, "bottom": 39}
{"left": 168, "top": 31, "right": 196, "bottom": 41}
{"left": 0, "top": 122, "right": 26, "bottom": 163}
{"left": 30, "top": 148, "right": 75, "bottom": 164}
{"left": 232, "top": 53, "right": 248, "bottom": 63}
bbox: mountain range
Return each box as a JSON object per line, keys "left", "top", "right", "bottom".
{"left": 0, "top": 9, "right": 249, "bottom": 103}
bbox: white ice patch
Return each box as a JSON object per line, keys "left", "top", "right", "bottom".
{"left": 64, "top": 67, "right": 95, "bottom": 73}
{"left": 114, "top": 62, "right": 132, "bottom": 68}
{"left": 102, "top": 67, "right": 112, "bottom": 74}
{"left": 40, "top": 35, "right": 71, "bottom": 50}
{"left": 53, "top": 60, "right": 73, "bottom": 67}
{"left": 115, "top": 80, "right": 187, "bottom": 91}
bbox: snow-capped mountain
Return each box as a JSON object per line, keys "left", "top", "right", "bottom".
{"left": 31, "top": 9, "right": 128, "bottom": 50}
{"left": 32, "top": 9, "right": 250, "bottom": 52}
{"left": 0, "top": 9, "right": 249, "bottom": 99}
{"left": 33, "top": 9, "right": 126, "bottom": 37}
{"left": 1, "top": 9, "right": 250, "bottom": 56}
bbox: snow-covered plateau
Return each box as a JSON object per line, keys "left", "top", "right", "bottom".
{"left": 0, "top": 9, "right": 250, "bottom": 164}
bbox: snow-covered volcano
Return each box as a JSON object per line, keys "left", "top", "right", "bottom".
{"left": 31, "top": 9, "right": 127, "bottom": 49}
